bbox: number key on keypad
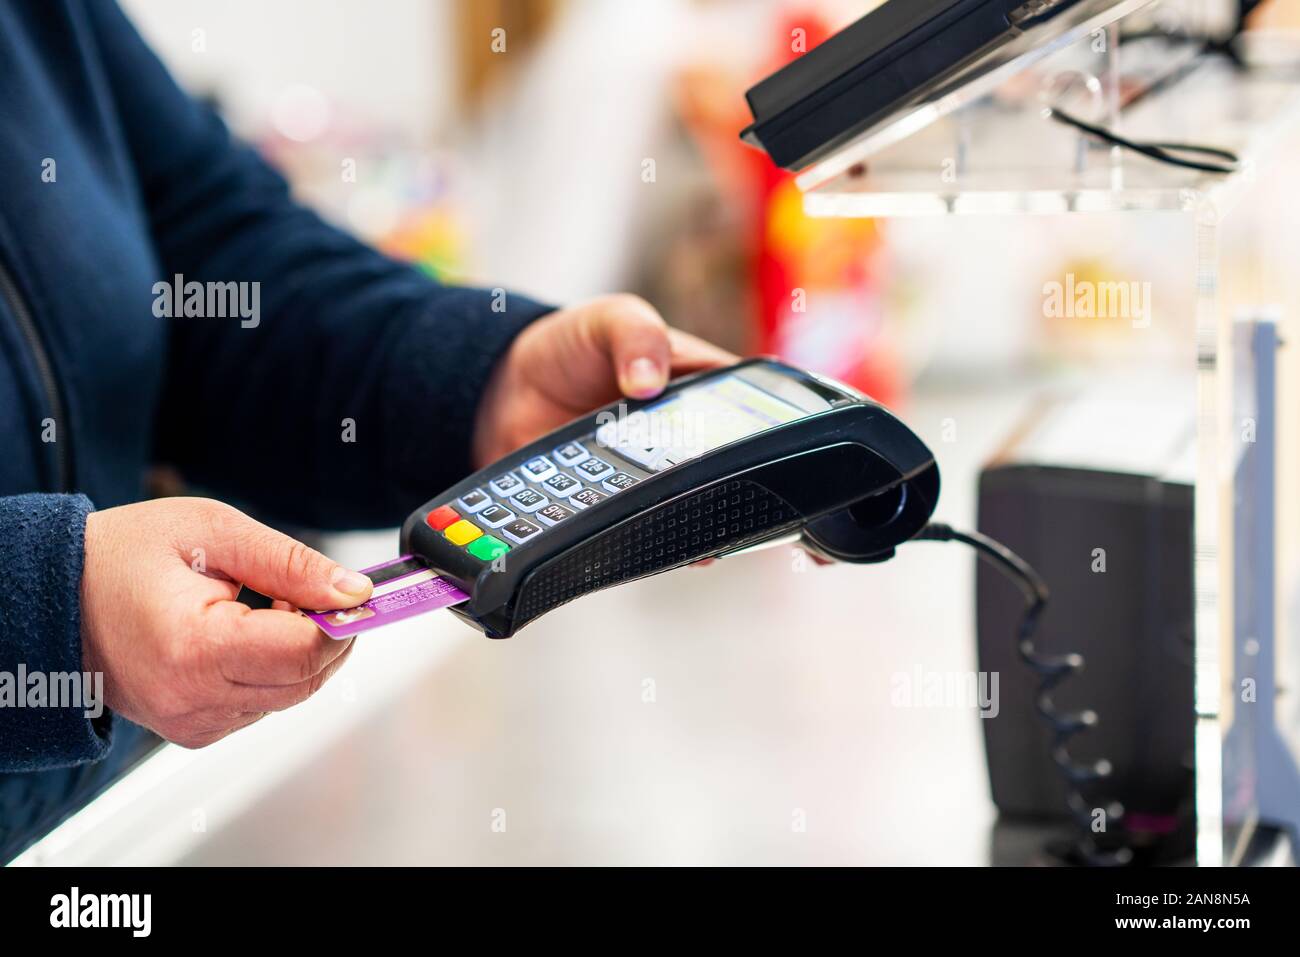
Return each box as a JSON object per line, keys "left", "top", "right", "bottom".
{"left": 478, "top": 504, "right": 515, "bottom": 528}
{"left": 602, "top": 472, "right": 638, "bottom": 493}
{"left": 570, "top": 488, "right": 607, "bottom": 509}
{"left": 510, "top": 488, "right": 548, "bottom": 513}
{"left": 575, "top": 457, "right": 615, "bottom": 481}
{"left": 521, "top": 456, "right": 557, "bottom": 482}
{"left": 553, "top": 442, "right": 590, "bottom": 467}
{"left": 543, "top": 473, "right": 580, "bottom": 498}
{"left": 490, "top": 473, "right": 524, "bottom": 496}
{"left": 536, "top": 503, "right": 574, "bottom": 527}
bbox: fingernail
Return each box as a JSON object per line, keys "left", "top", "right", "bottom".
{"left": 624, "top": 357, "right": 665, "bottom": 397}
{"left": 330, "top": 566, "right": 372, "bottom": 598}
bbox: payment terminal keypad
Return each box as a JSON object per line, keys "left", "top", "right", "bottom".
{"left": 426, "top": 440, "right": 642, "bottom": 562}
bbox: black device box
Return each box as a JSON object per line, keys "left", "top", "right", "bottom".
{"left": 742, "top": 0, "right": 1135, "bottom": 171}
{"left": 977, "top": 462, "right": 1195, "bottom": 831}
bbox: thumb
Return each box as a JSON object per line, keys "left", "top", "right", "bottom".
{"left": 589, "top": 296, "right": 672, "bottom": 399}
{"left": 204, "top": 506, "right": 373, "bottom": 611}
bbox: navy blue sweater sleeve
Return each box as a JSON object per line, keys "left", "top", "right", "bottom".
{"left": 0, "top": 494, "right": 111, "bottom": 772}
{"left": 83, "top": 0, "right": 554, "bottom": 529}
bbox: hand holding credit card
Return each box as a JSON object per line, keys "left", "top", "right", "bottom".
{"left": 307, "top": 556, "right": 469, "bottom": 639}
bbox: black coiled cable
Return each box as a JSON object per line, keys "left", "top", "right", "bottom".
{"left": 913, "top": 523, "right": 1133, "bottom": 866}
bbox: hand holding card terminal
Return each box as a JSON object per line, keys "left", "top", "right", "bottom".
{"left": 401, "top": 359, "right": 939, "bottom": 638}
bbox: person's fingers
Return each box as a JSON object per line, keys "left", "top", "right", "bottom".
{"left": 230, "top": 639, "right": 356, "bottom": 713}
{"left": 207, "top": 601, "right": 351, "bottom": 685}
{"left": 167, "top": 710, "right": 270, "bottom": 750}
{"left": 198, "top": 502, "right": 372, "bottom": 611}
{"left": 587, "top": 295, "right": 673, "bottom": 399}
{"left": 233, "top": 712, "right": 271, "bottom": 734}
{"left": 667, "top": 328, "right": 739, "bottom": 374}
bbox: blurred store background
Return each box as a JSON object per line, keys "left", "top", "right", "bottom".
{"left": 120, "top": 0, "right": 1239, "bottom": 398}
{"left": 19, "top": 0, "right": 1298, "bottom": 865}
{"left": 116, "top": 0, "right": 1300, "bottom": 386}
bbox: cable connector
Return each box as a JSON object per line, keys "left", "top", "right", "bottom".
{"left": 912, "top": 523, "right": 1132, "bottom": 866}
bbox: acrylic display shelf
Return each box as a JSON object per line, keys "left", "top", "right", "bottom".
{"left": 794, "top": 23, "right": 1300, "bottom": 866}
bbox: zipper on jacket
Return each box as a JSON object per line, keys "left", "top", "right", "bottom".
{"left": 0, "top": 257, "right": 71, "bottom": 491}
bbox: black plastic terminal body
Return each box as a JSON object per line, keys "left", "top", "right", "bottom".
{"left": 401, "top": 359, "right": 939, "bottom": 638}
{"left": 741, "top": 0, "right": 1118, "bottom": 171}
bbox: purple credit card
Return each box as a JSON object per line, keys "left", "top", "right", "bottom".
{"left": 306, "top": 556, "right": 469, "bottom": 639}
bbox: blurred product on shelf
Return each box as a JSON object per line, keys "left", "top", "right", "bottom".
{"left": 657, "top": 4, "right": 904, "bottom": 406}
{"left": 453, "top": 0, "right": 566, "bottom": 110}
{"left": 254, "top": 99, "right": 472, "bottom": 283}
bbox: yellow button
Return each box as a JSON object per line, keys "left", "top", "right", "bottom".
{"left": 444, "top": 520, "right": 483, "bottom": 546}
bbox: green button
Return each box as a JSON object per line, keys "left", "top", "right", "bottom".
{"left": 467, "top": 535, "right": 510, "bottom": 562}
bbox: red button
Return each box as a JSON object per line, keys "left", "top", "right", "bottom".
{"left": 426, "top": 505, "right": 460, "bottom": 531}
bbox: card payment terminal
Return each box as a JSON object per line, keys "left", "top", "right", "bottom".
{"left": 401, "top": 359, "right": 939, "bottom": 638}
